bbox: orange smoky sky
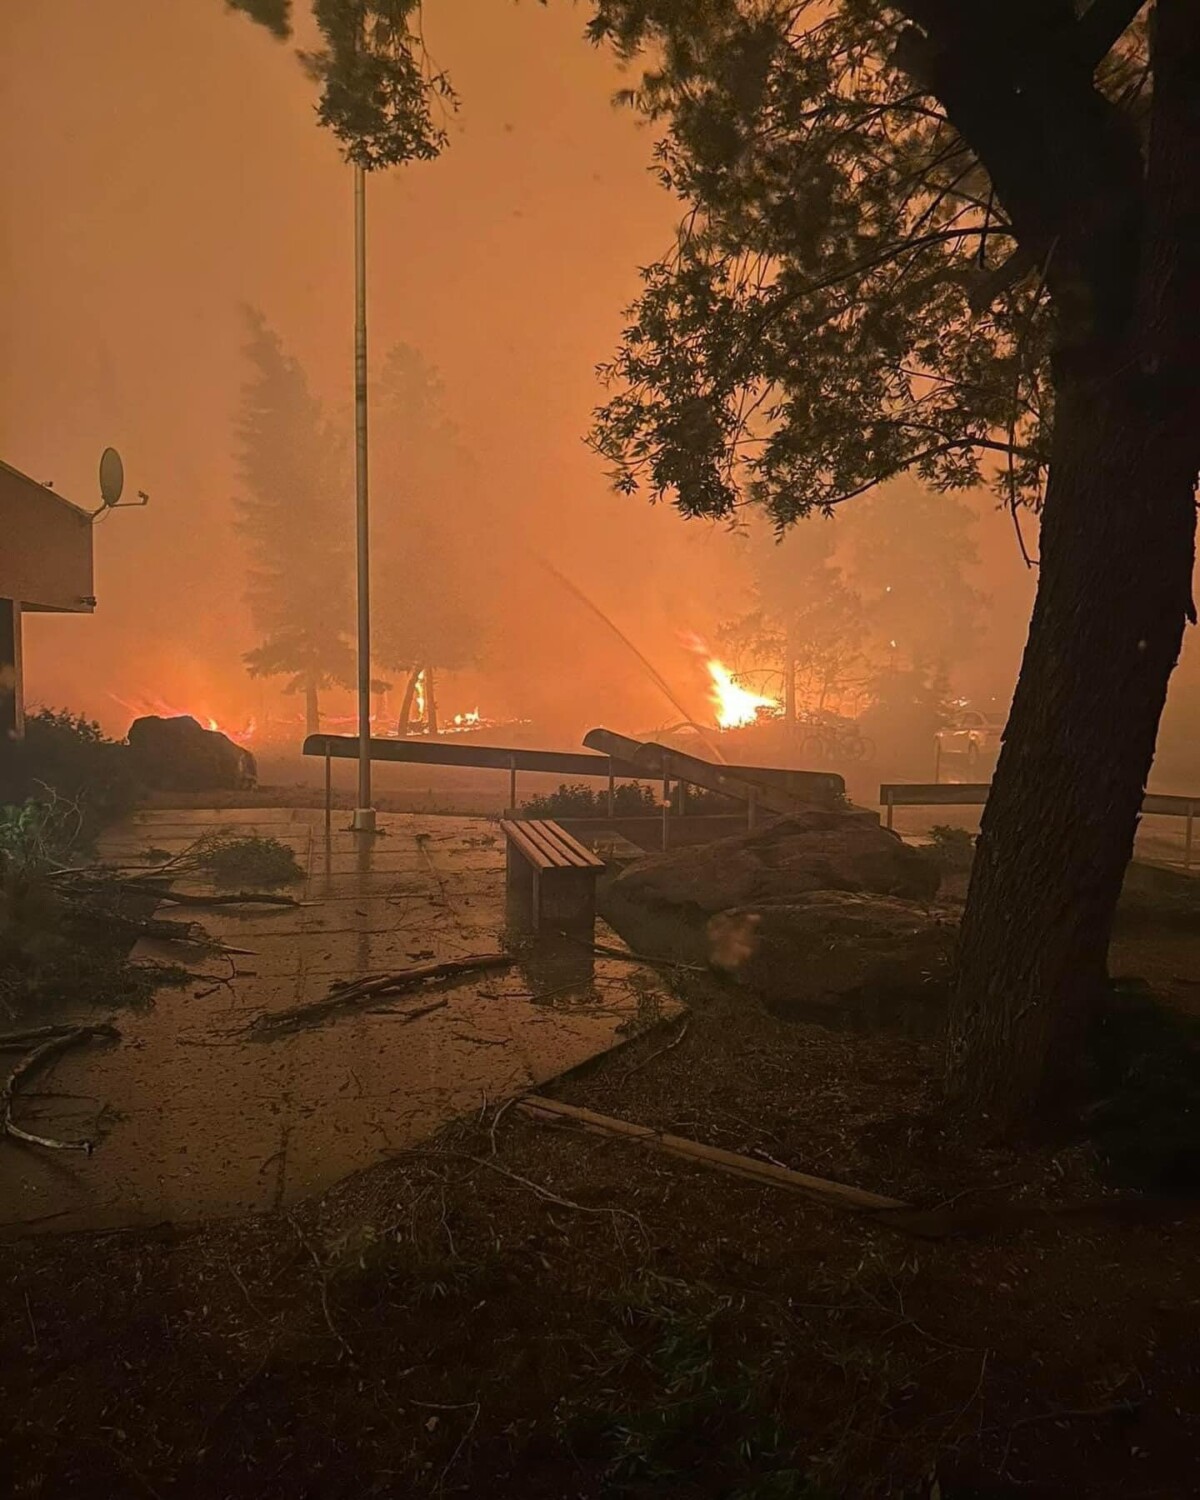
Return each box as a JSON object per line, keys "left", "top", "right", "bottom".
{"left": 0, "top": 0, "right": 1110, "bottom": 750}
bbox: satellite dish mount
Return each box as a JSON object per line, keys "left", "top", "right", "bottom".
{"left": 92, "top": 447, "right": 149, "bottom": 518}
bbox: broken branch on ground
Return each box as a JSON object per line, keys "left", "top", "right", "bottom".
{"left": 2, "top": 1025, "right": 120, "bottom": 1153}
{"left": 250, "top": 954, "right": 514, "bottom": 1035}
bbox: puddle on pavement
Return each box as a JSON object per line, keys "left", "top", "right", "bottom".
{"left": 0, "top": 809, "right": 680, "bottom": 1237}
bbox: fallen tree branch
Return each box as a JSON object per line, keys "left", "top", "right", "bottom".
{"left": 519, "top": 1095, "right": 908, "bottom": 1213}
{"left": 3, "top": 1025, "right": 119, "bottom": 1153}
{"left": 54, "top": 873, "right": 299, "bottom": 908}
{"left": 68, "top": 902, "right": 208, "bottom": 946}
{"left": 0, "top": 1023, "right": 88, "bottom": 1050}
{"left": 368, "top": 999, "right": 448, "bottom": 1023}
{"left": 251, "top": 954, "right": 513, "bottom": 1035}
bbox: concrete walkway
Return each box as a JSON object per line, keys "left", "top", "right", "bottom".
{"left": 0, "top": 809, "right": 678, "bottom": 1236}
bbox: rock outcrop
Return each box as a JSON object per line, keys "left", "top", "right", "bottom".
{"left": 706, "top": 890, "right": 955, "bottom": 1026}
{"left": 606, "top": 807, "right": 939, "bottom": 926}
{"left": 127, "top": 715, "right": 256, "bottom": 792}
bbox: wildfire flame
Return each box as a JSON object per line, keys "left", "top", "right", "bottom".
{"left": 680, "top": 634, "right": 779, "bottom": 730}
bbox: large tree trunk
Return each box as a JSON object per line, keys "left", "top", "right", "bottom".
{"left": 304, "top": 679, "right": 320, "bottom": 738}
{"left": 397, "top": 668, "right": 419, "bottom": 736}
{"left": 930, "top": 0, "right": 1200, "bottom": 1131}
{"left": 947, "top": 382, "right": 1195, "bottom": 1125}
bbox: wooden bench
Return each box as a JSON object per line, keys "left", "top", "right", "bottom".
{"left": 498, "top": 818, "right": 606, "bottom": 933}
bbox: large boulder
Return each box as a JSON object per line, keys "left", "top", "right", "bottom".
{"left": 606, "top": 807, "right": 939, "bottom": 928}
{"left": 127, "top": 715, "right": 256, "bottom": 792}
{"left": 705, "top": 891, "right": 956, "bottom": 1026}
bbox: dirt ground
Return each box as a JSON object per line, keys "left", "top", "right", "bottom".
{"left": 3, "top": 912, "right": 1200, "bottom": 1499}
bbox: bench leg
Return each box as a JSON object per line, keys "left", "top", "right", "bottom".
{"left": 506, "top": 844, "right": 537, "bottom": 929}
{"left": 537, "top": 868, "right": 598, "bottom": 934}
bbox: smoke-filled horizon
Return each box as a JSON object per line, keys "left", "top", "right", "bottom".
{"left": 8, "top": 0, "right": 1190, "bottom": 774}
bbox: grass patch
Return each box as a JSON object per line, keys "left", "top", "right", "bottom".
{"left": 561, "top": 1267, "right": 864, "bottom": 1498}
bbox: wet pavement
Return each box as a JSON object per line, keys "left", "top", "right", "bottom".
{"left": 0, "top": 809, "right": 679, "bottom": 1237}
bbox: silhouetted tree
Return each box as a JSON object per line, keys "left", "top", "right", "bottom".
{"left": 225, "top": 0, "right": 453, "bottom": 170}
{"left": 838, "top": 488, "right": 984, "bottom": 674}
{"left": 234, "top": 309, "right": 354, "bottom": 735}
{"left": 226, "top": 3, "right": 460, "bottom": 736}
{"left": 587, "top": 0, "right": 1200, "bottom": 1129}
{"left": 719, "top": 521, "right": 867, "bottom": 725}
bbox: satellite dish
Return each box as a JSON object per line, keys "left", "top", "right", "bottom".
{"left": 99, "top": 447, "right": 125, "bottom": 507}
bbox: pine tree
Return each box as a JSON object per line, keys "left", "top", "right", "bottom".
{"left": 234, "top": 308, "right": 355, "bottom": 736}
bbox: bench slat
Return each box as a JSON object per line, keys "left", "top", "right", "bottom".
{"left": 500, "top": 818, "right": 605, "bottom": 871}
{"left": 499, "top": 819, "right": 556, "bottom": 871}
{"left": 540, "top": 821, "right": 605, "bottom": 869}
{"left": 521, "top": 819, "right": 583, "bottom": 868}
{"left": 512, "top": 820, "right": 572, "bottom": 870}
{"left": 525, "top": 819, "right": 596, "bottom": 869}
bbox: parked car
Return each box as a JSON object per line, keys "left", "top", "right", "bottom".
{"left": 936, "top": 709, "right": 1005, "bottom": 772}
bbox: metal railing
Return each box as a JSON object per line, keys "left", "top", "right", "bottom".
{"left": 879, "top": 782, "right": 1197, "bottom": 869}
{"left": 303, "top": 730, "right": 845, "bottom": 849}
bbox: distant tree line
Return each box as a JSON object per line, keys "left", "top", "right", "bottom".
{"left": 233, "top": 311, "right": 488, "bottom": 736}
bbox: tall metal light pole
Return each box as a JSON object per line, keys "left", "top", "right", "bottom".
{"left": 351, "top": 162, "right": 376, "bottom": 833}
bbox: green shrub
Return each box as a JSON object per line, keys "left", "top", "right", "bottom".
{"left": 13, "top": 709, "right": 140, "bottom": 840}
{"left": 0, "top": 801, "right": 70, "bottom": 969}
{"left": 518, "top": 782, "right": 659, "bottom": 819}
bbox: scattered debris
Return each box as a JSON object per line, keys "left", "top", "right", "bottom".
{"left": 572, "top": 937, "right": 707, "bottom": 973}
{"left": 619, "top": 1017, "right": 690, "bottom": 1078}
{"left": 251, "top": 954, "right": 514, "bottom": 1035}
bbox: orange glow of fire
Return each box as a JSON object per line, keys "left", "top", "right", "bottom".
{"left": 679, "top": 634, "right": 779, "bottom": 730}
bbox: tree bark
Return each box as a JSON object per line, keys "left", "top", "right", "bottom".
{"left": 425, "top": 665, "right": 439, "bottom": 736}
{"left": 304, "top": 678, "right": 320, "bottom": 738}
{"left": 948, "top": 380, "right": 1195, "bottom": 1125}
{"left": 397, "top": 668, "right": 419, "bottom": 736}
{"left": 946, "top": 0, "right": 1200, "bottom": 1130}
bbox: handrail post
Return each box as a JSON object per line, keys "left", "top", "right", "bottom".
{"left": 508, "top": 755, "right": 517, "bottom": 814}
{"left": 324, "top": 738, "right": 332, "bottom": 838}
{"left": 662, "top": 772, "right": 670, "bottom": 850}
